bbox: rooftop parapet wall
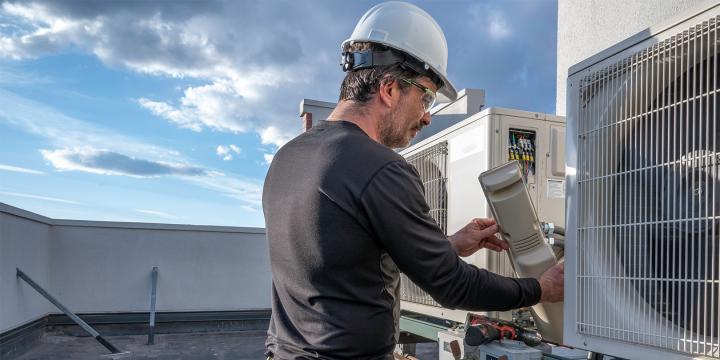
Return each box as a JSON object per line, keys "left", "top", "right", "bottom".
{"left": 0, "top": 205, "right": 53, "bottom": 333}
{"left": 0, "top": 203, "right": 270, "bottom": 333}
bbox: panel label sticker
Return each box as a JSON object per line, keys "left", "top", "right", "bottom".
{"left": 547, "top": 179, "right": 565, "bottom": 198}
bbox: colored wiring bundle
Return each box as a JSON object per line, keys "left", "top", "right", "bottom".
{"left": 508, "top": 131, "right": 536, "bottom": 180}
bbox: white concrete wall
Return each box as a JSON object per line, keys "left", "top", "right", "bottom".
{"left": 0, "top": 203, "right": 270, "bottom": 333}
{"left": 556, "top": 0, "right": 714, "bottom": 115}
{"left": 49, "top": 222, "right": 269, "bottom": 313}
{"left": 0, "top": 204, "right": 53, "bottom": 333}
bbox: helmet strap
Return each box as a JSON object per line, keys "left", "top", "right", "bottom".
{"left": 341, "top": 49, "right": 443, "bottom": 89}
{"left": 341, "top": 49, "right": 403, "bottom": 71}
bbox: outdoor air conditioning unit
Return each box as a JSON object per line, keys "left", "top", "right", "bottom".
{"left": 566, "top": 3, "right": 720, "bottom": 359}
{"left": 398, "top": 108, "right": 566, "bottom": 330}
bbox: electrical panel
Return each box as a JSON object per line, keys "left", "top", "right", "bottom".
{"left": 508, "top": 129, "right": 536, "bottom": 183}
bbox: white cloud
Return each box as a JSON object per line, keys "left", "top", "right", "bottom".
{"left": 39, "top": 146, "right": 263, "bottom": 208}
{"left": 0, "top": 65, "right": 52, "bottom": 86}
{"left": 216, "top": 144, "right": 241, "bottom": 161}
{"left": 135, "top": 209, "right": 178, "bottom": 220}
{"left": 0, "top": 89, "right": 180, "bottom": 160}
{"left": 137, "top": 98, "right": 202, "bottom": 131}
{"left": 0, "top": 89, "right": 262, "bottom": 208}
{"left": 0, "top": 1, "right": 344, "bottom": 150}
{"left": 263, "top": 153, "right": 274, "bottom": 165}
{"left": 0, "top": 190, "right": 79, "bottom": 204}
{"left": 216, "top": 145, "right": 231, "bottom": 160}
{"left": 467, "top": 5, "right": 512, "bottom": 41}
{"left": 488, "top": 10, "right": 511, "bottom": 39}
{"left": 191, "top": 174, "right": 262, "bottom": 208}
{"left": 259, "top": 126, "right": 294, "bottom": 148}
{"left": 139, "top": 78, "right": 299, "bottom": 147}
{"left": 40, "top": 147, "right": 211, "bottom": 177}
{"left": 512, "top": 63, "right": 529, "bottom": 85}
{"left": 241, "top": 204, "right": 259, "bottom": 213}
{"left": 0, "top": 163, "right": 45, "bottom": 175}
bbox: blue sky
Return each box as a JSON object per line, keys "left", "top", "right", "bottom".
{"left": 0, "top": 0, "right": 557, "bottom": 227}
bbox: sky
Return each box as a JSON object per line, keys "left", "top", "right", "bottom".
{"left": 0, "top": 0, "right": 557, "bottom": 227}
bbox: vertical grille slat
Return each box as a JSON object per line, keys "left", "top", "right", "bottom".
{"left": 400, "top": 141, "right": 448, "bottom": 307}
{"left": 576, "top": 16, "right": 720, "bottom": 358}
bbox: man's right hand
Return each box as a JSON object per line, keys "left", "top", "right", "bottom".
{"left": 539, "top": 262, "right": 564, "bottom": 303}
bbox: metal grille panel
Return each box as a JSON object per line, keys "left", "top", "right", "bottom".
{"left": 576, "top": 16, "right": 720, "bottom": 358}
{"left": 400, "top": 141, "right": 448, "bottom": 307}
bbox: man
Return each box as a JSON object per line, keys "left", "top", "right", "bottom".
{"left": 263, "top": 2, "right": 564, "bottom": 359}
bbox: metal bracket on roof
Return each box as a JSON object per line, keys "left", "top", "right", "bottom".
{"left": 16, "top": 268, "right": 128, "bottom": 355}
{"left": 147, "top": 266, "right": 158, "bottom": 345}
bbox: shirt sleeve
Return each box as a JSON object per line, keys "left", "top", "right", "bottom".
{"left": 358, "top": 160, "right": 541, "bottom": 311}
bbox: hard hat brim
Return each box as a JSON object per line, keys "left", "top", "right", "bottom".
{"left": 434, "top": 71, "right": 457, "bottom": 103}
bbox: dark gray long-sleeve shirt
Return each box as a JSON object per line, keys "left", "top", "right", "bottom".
{"left": 263, "top": 120, "right": 541, "bottom": 359}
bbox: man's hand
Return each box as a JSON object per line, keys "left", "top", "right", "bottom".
{"left": 539, "top": 262, "right": 564, "bottom": 303}
{"left": 448, "top": 218, "right": 509, "bottom": 257}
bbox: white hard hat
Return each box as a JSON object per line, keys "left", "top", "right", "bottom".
{"left": 342, "top": 1, "right": 457, "bottom": 102}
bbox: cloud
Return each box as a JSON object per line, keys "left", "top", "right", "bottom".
{"left": 0, "top": 163, "right": 45, "bottom": 175}
{"left": 467, "top": 4, "right": 512, "bottom": 40}
{"left": 263, "top": 153, "right": 274, "bottom": 165}
{"left": 137, "top": 98, "right": 202, "bottom": 131}
{"left": 135, "top": 209, "right": 178, "bottom": 220}
{"left": 0, "top": 0, "right": 353, "bottom": 149}
{"left": 40, "top": 146, "right": 263, "bottom": 208}
{"left": 0, "top": 1, "right": 562, "bottom": 147}
{"left": 259, "top": 125, "right": 295, "bottom": 148}
{"left": 0, "top": 89, "right": 180, "bottom": 160}
{"left": 488, "top": 10, "right": 511, "bottom": 39}
{"left": 216, "top": 145, "right": 232, "bottom": 160}
{"left": 191, "top": 175, "right": 262, "bottom": 208}
{"left": 137, "top": 74, "right": 299, "bottom": 147}
{"left": 512, "top": 63, "right": 529, "bottom": 84}
{"left": 241, "top": 205, "right": 259, "bottom": 213}
{"left": 0, "top": 190, "right": 79, "bottom": 204}
{"left": 41, "top": 147, "right": 210, "bottom": 177}
{"left": 0, "top": 65, "right": 52, "bottom": 86}
{"left": 458, "top": 1, "right": 557, "bottom": 113}
{"left": 216, "top": 144, "right": 241, "bottom": 161}
{"left": 0, "top": 89, "right": 262, "bottom": 208}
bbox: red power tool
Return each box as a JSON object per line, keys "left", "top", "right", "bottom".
{"left": 464, "top": 315, "right": 542, "bottom": 347}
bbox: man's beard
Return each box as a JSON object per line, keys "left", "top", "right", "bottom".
{"left": 378, "top": 107, "right": 421, "bottom": 149}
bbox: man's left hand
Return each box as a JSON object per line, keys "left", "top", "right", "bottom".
{"left": 448, "top": 218, "right": 509, "bottom": 257}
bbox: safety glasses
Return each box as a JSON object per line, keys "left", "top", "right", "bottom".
{"left": 401, "top": 78, "right": 436, "bottom": 112}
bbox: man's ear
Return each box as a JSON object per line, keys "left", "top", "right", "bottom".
{"left": 377, "top": 77, "right": 396, "bottom": 108}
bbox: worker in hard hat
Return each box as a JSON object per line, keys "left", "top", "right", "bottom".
{"left": 262, "top": 2, "right": 564, "bottom": 359}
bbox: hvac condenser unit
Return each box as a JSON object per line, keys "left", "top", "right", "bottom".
{"left": 566, "top": 4, "right": 720, "bottom": 359}
{"left": 398, "top": 107, "right": 566, "bottom": 326}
